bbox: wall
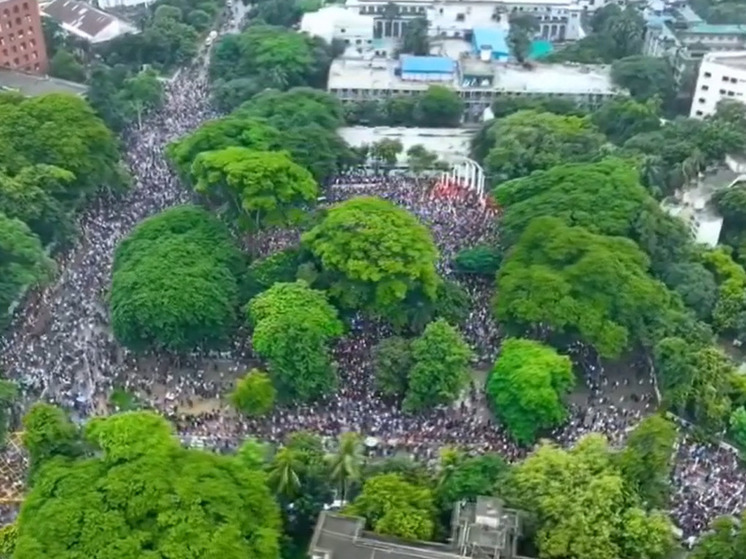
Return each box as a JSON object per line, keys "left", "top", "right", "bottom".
{"left": 0, "top": 0, "right": 47, "bottom": 73}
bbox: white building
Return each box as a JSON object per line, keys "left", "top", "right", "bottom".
{"left": 41, "top": 0, "right": 137, "bottom": 43}
{"left": 689, "top": 51, "right": 746, "bottom": 119}
{"left": 300, "top": 0, "right": 598, "bottom": 46}
{"left": 327, "top": 55, "right": 622, "bottom": 117}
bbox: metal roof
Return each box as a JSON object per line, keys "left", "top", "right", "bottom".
{"left": 472, "top": 27, "right": 509, "bottom": 55}
{"left": 400, "top": 55, "right": 455, "bottom": 74}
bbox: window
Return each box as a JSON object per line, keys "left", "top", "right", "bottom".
{"left": 732, "top": 78, "right": 738, "bottom": 83}
{"left": 696, "top": 110, "right": 703, "bottom": 116}
{"left": 14, "top": 17, "right": 19, "bottom": 24}
{"left": 720, "top": 89, "right": 726, "bottom": 94}
{"left": 723, "top": 75, "right": 730, "bottom": 81}
{"left": 704, "top": 71, "right": 712, "bottom": 77}
{"left": 728, "top": 91, "right": 735, "bottom": 96}
{"left": 702, "top": 85, "right": 709, "bottom": 90}
{"left": 29, "top": 37, "right": 35, "bottom": 47}
{"left": 12, "top": 5, "right": 18, "bottom": 13}
{"left": 698, "top": 97, "right": 706, "bottom": 103}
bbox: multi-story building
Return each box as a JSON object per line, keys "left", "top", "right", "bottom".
{"left": 301, "top": 0, "right": 596, "bottom": 47}
{"left": 0, "top": 0, "right": 47, "bottom": 74}
{"left": 689, "top": 51, "right": 746, "bottom": 119}
{"left": 327, "top": 53, "right": 622, "bottom": 119}
{"left": 644, "top": 3, "right": 746, "bottom": 84}
{"left": 41, "top": 0, "right": 138, "bottom": 44}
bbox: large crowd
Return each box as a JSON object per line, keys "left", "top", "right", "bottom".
{"left": 0, "top": 41, "right": 743, "bottom": 541}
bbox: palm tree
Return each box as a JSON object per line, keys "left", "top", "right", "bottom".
{"left": 681, "top": 148, "right": 705, "bottom": 186}
{"left": 327, "top": 432, "right": 364, "bottom": 504}
{"left": 436, "top": 446, "right": 461, "bottom": 490}
{"left": 268, "top": 447, "right": 304, "bottom": 499}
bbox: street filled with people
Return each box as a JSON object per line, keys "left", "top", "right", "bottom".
{"left": 0, "top": 59, "right": 743, "bottom": 543}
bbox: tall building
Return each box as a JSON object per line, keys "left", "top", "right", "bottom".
{"left": 0, "top": 0, "right": 47, "bottom": 74}
{"left": 690, "top": 51, "right": 746, "bottom": 119}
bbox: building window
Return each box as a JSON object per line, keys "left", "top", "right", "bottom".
{"left": 29, "top": 38, "right": 35, "bottom": 47}
{"left": 12, "top": 5, "right": 18, "bottom": 13}
{"left": 22, "top": 2, "right": 28, "bottom": 8}
{"left": 728, "top": 91, "right": 735, "bottom": 96}
{"left": 723, "top": 75, "right": 730, "bottom": 81}
{"left": 696, "top": 110, "right": 703, "bottom": 116}
{"left": 732, "top": 78, "right": 738, "bottom": 83}
{"left": 720, "top": 89, "right": 726, "bottom": 94}
{"left": 698, "top": 97, "right": 705, "bottom": 103}
{"left": 702, "top": 85, "right": 709, "bottom": 90}
{"left": 704, "top": 71, "right": 711, "bottom": 77}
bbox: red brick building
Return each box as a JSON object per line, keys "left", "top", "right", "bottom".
{"left": 0, "top": 0, "right": 47, "bottom": 74}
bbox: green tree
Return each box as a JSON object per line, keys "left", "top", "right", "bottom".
{"left": 21, "top": 403, "right": 79, "bottom": 469}
{"left": 0, "top": 524, "right": 16, "bottom": 559}
{"left": 373, "top": 336, "right": 413, "bottom": 398}
{"left": 399, "top": 17, "right": 429, "bottom": 55}
{"left": 0, "top": 165, "right": 77, "bottom": 246}
{"left": 268, "top": 446, "right": 305, "bottom": 499}
{"left": 453, "top": 245, "right": 501, "bottom": 276}
{"left": 0, "top": 214, "right": 54, "bottom": 321}
{"left": 487, "top": 338, "right": 574, "bottom": 444}
{"left": 495, "top": 217, "right": 675, "bottom": 358}
{"left": 663, "top": 262, "right": 717, "bottom": 320}
{"left": 210, "top": 25, "right": 332, "bottom": 89}
{"left": 592, "top": 97, "right": 661, "bottom": 144}
{"left": 406, "top": 144, "right": 442, "bottom": 174}
{"left": 404, "top": 319, "right": 472, "bottom": 413}
{"left": 191, "top": 147, "right": 319, "bottom": 231}
{"left": 691, "top": 514, "right": 746, "bottom": 559}
{"left": 15, "top": 410, "right": 282, "bottom": 559}
{"left": 348, "top": 473, "right": 436, "bottom": 541}
{"left": 0, "top": 93, "right": 124, "bottom": 200}
{"left": 370, "top": 138, "right": 403, "bottom": 170}
{"left": 327, "top": 432, "right": 364, "bottom": 503}
{"left": 48, "top": 49, "right": 86, "bottom": 82}
{"left": 118, "top": 68, "right": 165, "bottom": 128}
{"left": 611, "top": 56, "right": 676, "bottom": 105}
{"left": 493, "top": 158, "right": 651, "bottom": 247}
{"left": 414, "top": 85, "right": 463, "bottom": 127}
{"left": 230, "top": 369, "right": 276, "bottom": 416}
{"left": 436, "top": 452, "right": 508, "bottom": 506}
{"left": 211, "top": 77, "right": 264, "bottom": 113}
{"left": 511, "top": 435, "right": 674, "bottom": 559}
{"left": 245, "top": 248, "right": 301, "bottom": 298}
{"left": 508, "top": 13, "right": 538, "bottom": 64}
{"left": 617, "top": 415, "right": 677, "bottom": 509}
{"left": 250, "top": 0, "right": 303, "bottom": 27}
{"left": 302, "top": 196, "right": 440, "bottom": 317}
{"left": 0, "top": 380, "right": 18, "bottom": 445}
{"left": 477, "top": 110, "right": 605, "bottom": 185}
{"left": 653, "top": 338, "right": 734, "bottom": 432}
{"left": 110, "top": 205, "right": 244, "bottom": 352}
{"left": 248, "top": 280, "right": 343, "bottom": 401}
{"left": 730, "top": 406, "right": 746, "bottom": 449}
{"left": 236, "top": 88, "right": 344, "bottom": 131}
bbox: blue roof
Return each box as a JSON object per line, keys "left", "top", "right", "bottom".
{"left": 473, "top": 27, "right": 509, "bottom": 55}
{"left": 400, "top": 55, "right": 455, "bottom": 74}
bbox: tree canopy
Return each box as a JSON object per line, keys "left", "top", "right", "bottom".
{"left": 495, "top": 217, "right": 675, "bottom": 358}
{"left": 230, "top": 369, "right": 276, "bottom": 417}
{"left": 403, "top": 319, "right": 472, "bottom": 413}
{"left": 191, "top": 147, "right": 319, "bottom": 230}
{"left": 474, "top": 110, "right": 605, "bottom": 186}
{"left": 302, "top": 196, "right": 440, "bottom": 317}
{"left": 248, "top": 280, "right": 343, "bottom": 401}
{"left": 14, "top": 409, "right": 282, "bottom": 559}
{"left": 509, "top": 434, "right": 674, "bottom": 559}
{"left": 348, "top": 473, "right": 436, "bottom": 541}
{"left": 493, "top": 158, "right": 651, "bottom": 247}
{"left": 487, "top": 338, "right": 574, "bottom": 444}
{"left": 110, "top": 205, "right": 244, "bottom": 352}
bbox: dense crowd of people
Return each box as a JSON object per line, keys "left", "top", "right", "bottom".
{"left": 0, "top": 49, "right": 743, "bottom": 541}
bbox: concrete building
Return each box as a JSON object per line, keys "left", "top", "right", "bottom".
{"left": 41, "top": 0, "right": 137, "bottom": 43}
{"left": 0, "top": 0, "right": 47, "bottom": 74}
{"left": 401, "top": 55, "right": 456, "bottom": 81}
{"left": 300, "top": 0, "right": 589, "bottom": 47}
{"left": 644, "top": 3, "right": 746, "bottom": 84}
{"left": 689, "top": 51, "right": 746, "bottom": 119}
{"left": 327, "top": 55, "right": 622, "bottom": 117}
{"left": 309, "top": 496, "right": 530, "bottom": 559}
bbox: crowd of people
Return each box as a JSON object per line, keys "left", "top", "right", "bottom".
{"left": 0, "top": 52, "right": 743, "bottom": 540}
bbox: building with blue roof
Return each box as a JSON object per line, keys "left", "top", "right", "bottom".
{"left": 472, "top": 28, "right": 509, "bottom": 61}
{"left": 400, "top": 55, "right": 455, "bottom": 82}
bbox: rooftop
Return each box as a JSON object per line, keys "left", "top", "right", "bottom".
{"left": 41, "top": 0, "right": 136, "bottom": 42}
{"left": 328, "top": 57, "right": 619, "bottom": 95}
{"left": 0, "top": 68, "right": 88, "bottom": 97}
{"left": 689, "top": 23, "right": 746, "bottom": 36}
{"left": 401, "top": 55, "right": 455, "bottom": 74}
{"left": 704, "top": 50, "right": 746, "bottom": 71}
{"left": 473, "top": 27, "right": 508, "bottom": 54}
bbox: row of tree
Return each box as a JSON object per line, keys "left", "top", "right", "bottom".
{"left": 8, "top": 404, "right": 712, "bottom": 559}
